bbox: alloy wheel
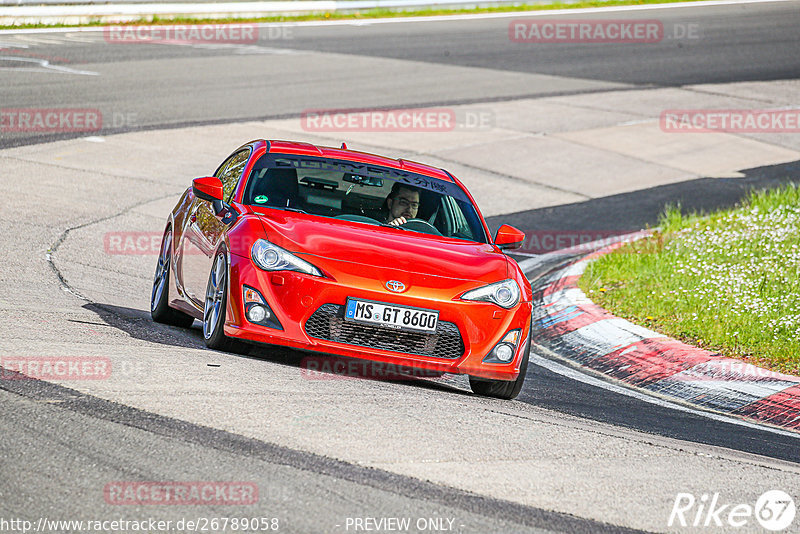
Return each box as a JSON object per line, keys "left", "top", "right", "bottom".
{"left": 151, "top": 232, "right": 171, "bottom": 312}
{"left": 203, "top": 254, "right": 226, "bottom": 340}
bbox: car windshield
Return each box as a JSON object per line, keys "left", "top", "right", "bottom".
{"left": 242, "top": 154, "right": 488, "bottom": 243}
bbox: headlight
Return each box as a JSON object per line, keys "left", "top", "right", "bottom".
{"left": 251, "top": 239, "right": 322, "bottom": 277}
{"left": 461, "top": 279, "right": 520, "bottom": 309}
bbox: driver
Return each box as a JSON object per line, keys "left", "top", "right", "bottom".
{"left": 385, "top": 182, "right": 420, "bottom": 226}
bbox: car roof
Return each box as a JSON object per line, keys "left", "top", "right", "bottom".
{"left": 263, "top": 140, "right": 455, "bottom": 183}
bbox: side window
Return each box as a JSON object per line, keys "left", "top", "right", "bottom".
{"left": 216, "top": 149, "right": 250, "bottom": 203}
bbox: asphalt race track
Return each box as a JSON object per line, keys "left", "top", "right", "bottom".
{"left": 2, "top": 1, "right": 800, "bottom": 532}
{"left": 3, "top": 0, "right": 800, "bottom": 148}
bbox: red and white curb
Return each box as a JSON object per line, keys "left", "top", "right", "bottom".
{"left": 528, "top": 240, "right": 800, "bottom": 433}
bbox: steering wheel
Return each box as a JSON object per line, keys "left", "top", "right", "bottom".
{"left": 400, "top": 218, "right": 442, "bottom": 236}
{"left": 335, "top": 214, "right": 382, "bottom": 225}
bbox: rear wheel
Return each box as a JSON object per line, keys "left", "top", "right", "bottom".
{"left": 469, "top": 332, "right": 531, "bottom": 400}
{"left": 203, "top": 251, "right": 249, "bottom": 354}
{"left": 151, "top": 229, "right": 194, "bottom": 328}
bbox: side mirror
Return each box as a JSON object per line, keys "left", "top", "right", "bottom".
{"left": 494, "top": 224, "right": 525, "bottom": 250}
{"left": 192, "top": 176, "right": 223, "bottom": 202}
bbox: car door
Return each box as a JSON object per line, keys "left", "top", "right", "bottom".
{"left": 180, "top": 148, "right": 251, "bottom": 310}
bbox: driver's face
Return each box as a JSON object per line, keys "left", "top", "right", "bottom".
{"left": 388, "top": 189, "right": 420, "bottom": 220}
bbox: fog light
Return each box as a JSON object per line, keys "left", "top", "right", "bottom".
{"left": 482, "top": 329, "right": 522, "bottom": 364}
{"left": 247, "top": 305, "right": 268, "bottom": 323}
{"left": 495, "top": 344, "right": 514, "bottom": 362}
{"left": 242, "top": 285, "right": 283, "bottom": 330}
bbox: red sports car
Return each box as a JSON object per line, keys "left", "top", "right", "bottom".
{"left": 151, "top": 140, "right": 533, "bottom": 399}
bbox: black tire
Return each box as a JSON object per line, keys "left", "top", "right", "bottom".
{"left": 469, "top": 328, "right": 531, "bottom": 400}
{"left": 202, "top": 250, "right": 250, "bottom": 354}
{"left": 151, "top": 229, "right": 195, "bottom": 328}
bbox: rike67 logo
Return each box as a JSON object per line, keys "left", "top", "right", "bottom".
{"left": 669, "top": 490, "right": 796, "bottom": 531}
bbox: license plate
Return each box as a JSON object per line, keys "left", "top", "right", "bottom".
{"left": 344, "top": 298, "right": 439, "bottom": 334}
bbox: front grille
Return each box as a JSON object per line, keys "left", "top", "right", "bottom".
{"left": 305, "top": 304, "right": 464, "bottom": 359}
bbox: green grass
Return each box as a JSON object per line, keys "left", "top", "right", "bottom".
{"left": 579, "top": 184, "right": 800, "bottom": 375}
{"left": 1, "top": 0, "right": 710, "bottom": 30}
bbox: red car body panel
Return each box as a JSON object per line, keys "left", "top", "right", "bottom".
{"left": 163, "top": 140, "right": 533, "bottom": 381}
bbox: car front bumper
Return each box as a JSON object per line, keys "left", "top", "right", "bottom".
{"left": 224, "top": 252, "right": 532, "bottom": 381}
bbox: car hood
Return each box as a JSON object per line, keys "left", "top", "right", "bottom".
{"left": 254, "top": 211, "right": 507, "bottom": 283}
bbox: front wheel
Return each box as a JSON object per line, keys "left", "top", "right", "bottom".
{"left": 203, "top": 251, "right": 249, "bottom": 354}
{"left": 469, "top": 334, "right": 531, "bottom": 400}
